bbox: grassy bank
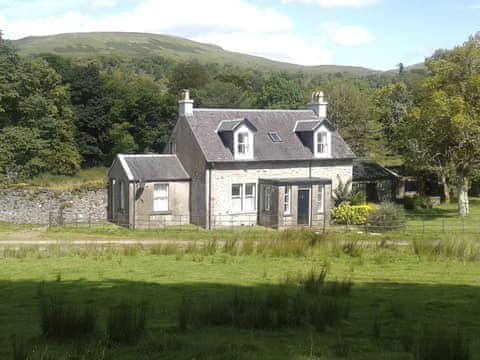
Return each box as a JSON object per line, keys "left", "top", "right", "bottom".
{"left": 0, "top": 235, "right": 479, "bottom": 359}
{"left": 1, "top": 167, "right": 107, "bottom": 192}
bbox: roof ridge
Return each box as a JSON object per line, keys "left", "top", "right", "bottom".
{"left": 195, "top": 108, "right": 314, "bottom": 113}
{"left": 121, "top": 154, "right": 176, "bottom": 158}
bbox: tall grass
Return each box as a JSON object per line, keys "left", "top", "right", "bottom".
{"left": 10, "top": 335, "right": 28, "bottom": 360}
{"left": 191, "top": 267, "right": 352, "bottom": 331}
{"left": 106, "top": 301, "right": 147, "bottom": 343}
{"left": 412, "top": 238, "right": 480, "bottom": 261}
{"left": 413, "top": 326, "right": 471, "bottom": 360}
{"left": 39, "top": 296, "right": 97, "bottom": 340}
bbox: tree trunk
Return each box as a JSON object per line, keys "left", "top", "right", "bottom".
{"left": 458, "top": 173, "right": 469, "bottom": 217}
{"left": 440, "top": 173, "right": 450, "bottom": 204}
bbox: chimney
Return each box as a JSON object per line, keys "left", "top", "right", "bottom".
{"left": 178, "top": 89, "right": 194, "bottom": 116}
{"left": 309, "top": 91, "right": 327, "bottom": 118}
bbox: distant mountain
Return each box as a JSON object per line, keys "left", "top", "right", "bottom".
{"left": 12, "top": 32, "right": 382, "bottom": 77}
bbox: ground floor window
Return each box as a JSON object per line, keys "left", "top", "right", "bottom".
{"left": 245, "top": 183, "right": 256, "bottom": 211}
{"left": 317, "top": 185, "right": 324, "bottom": 213}
{"left": 154, "top": 184, "right": 169, "bottom": 212}
{"left": 231, "top": 183, "right": 256, "bottom": 212}
{"left": 264, "top": 186, "right": 271, "bottom": 212}
{"left": 284, "top": 186, "right": 291, "bottom": 214}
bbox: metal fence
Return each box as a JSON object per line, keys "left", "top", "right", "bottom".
{"left": 6, "top": 211, "right": 480, "bottom": 236}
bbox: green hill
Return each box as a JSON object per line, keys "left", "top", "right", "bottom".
{"left": 12, "top": 32, "right": 381, "bottom": 76}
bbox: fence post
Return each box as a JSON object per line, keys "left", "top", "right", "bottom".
{"left": 88, "top": 214, "right": 92, "bottom": 228}
{"left": 48, "top": 211, "right": 52, "bottom": 228}
{"left": 442, "top": 219, "right": 445, "bottom": 233}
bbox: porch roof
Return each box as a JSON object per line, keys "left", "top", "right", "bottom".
{"left": 259, "top": 177, "right": 331, "bottom": 187}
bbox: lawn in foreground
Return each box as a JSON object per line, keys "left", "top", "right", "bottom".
{"left": 1, "top": 237, "right": 479, "bottom": 360}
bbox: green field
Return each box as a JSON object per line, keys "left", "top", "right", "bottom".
{"left": 1, "top": 234, "right": 479, "bottom": 360}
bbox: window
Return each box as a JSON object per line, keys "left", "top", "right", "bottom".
{"left": 154, "top": 184, "right": 169, "bottom": 212}
{"left": 231, "top": 184, "right": 243, "bottom": 213}
{"left": 231, "top": 183, "right": 257, "bottom": 213}
{"left": 268, "top": 132, "right": 282, "bottom": 142}
{"left": 264, "top": 187, "right": 271, "bottom": 212}
{"left": 169, "top": 142, "right": 176, "bottom": 154}
{"left": 284, "top": 186, "right": 291, "bottom": 215}
{"left": 317, "top": 132, "right": 328, "bottom": 154}
{"left": 237, "top": 132, "right": 250, "bottom": 156}
{"left": 119, "top": 181, "right": 125, "bottom": 210}
{"left": 244, "top": 183, "right": 256, "bottom": 211}
{"left": 317, "top": 185, "right": 324, "bottom": 213}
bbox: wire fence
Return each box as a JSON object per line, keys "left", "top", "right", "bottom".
{"left": 4, "top": 209, "right": 480, "bottom": 236}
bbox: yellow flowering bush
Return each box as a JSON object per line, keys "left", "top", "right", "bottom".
{"left": 331, "top": 204, "right": 375, "bottom": 225}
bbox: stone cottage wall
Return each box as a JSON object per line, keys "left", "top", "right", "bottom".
{"left": 0, "top": 189, "right": 107, "bottom": 225}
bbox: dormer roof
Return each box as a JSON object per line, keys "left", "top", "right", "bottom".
{"left": 216, "top": 118, "right": 257, "bottom": 133}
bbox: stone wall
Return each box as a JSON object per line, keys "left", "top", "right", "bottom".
{"left": 0, "top": 188, "right": 107, "bottom": 225}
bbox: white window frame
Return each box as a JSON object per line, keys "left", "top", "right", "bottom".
{"left": 314, "top": 126, "right": 331, "bottom": 158}
{"left": 234, "top": 125, "right": 254, "bottom": 160}
{"left": 231, "top": 183, "right": 243, "bottom": 213}
{"left": 284, "top": 186, "right": 291, "bottom": 215}
{"left": 153, "top": 183, "right": 169, "bottom": 212}
{"left": 231, "top": 183, "right": 257, "bottom": 213}
{"left": 317, "top": 185, "right": 324, "bottom": 214}
{"left": 244, "top": 183, "right": 256, "bottom": 212}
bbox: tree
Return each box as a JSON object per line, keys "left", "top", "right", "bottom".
{"left": 257, "top": 73, "right": 306, "bottom": 109}
{"left": 0, "top": 38, "right": 80, "bottom": 180}
{"left": 403, "top": 36, "right": 480, "bottom": 215}
{"left": 323, "top": 79, "right": 382, "bottom": 157}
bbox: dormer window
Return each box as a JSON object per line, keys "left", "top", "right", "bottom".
{"left": 314, "top": 128, "right": 331, "bottom": 158}
{"left": 317, "top": 132, "right": 328, "bottom": 154}
{"left": 237, "top": 132, "right": 250, "bottom": 157}
{"left": 216, "top": 118, "right": 257, "bottom": 160}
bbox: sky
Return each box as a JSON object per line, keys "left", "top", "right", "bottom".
{"left": 0, "top": 0, "right": 479, "bottom": 70}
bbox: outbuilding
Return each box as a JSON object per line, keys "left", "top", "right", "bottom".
{"left": 107, "top": 154, "right": 190, "bottom": 229}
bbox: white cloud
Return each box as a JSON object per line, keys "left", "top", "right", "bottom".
{"left": 93, "top": 0, "right": 116, "bottom": 8}
{"left": 281, "top": 0, "right": 381, "bottom": 8}
{"left": 1, "top": 0, "right": 333, "bottom": 65}
{"left": 324, "top": 23, "right": 373, "bottom": 46}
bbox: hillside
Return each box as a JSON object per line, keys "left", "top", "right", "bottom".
{"left": 13, "top": 32, "right": 380, "bottom": 76}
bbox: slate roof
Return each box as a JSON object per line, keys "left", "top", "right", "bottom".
{"left": 353, "top": 160, "right": 399, "bottom": 182}
{"left": 119, "top": 154, "right": 190, "bottom": 182}
{"left": 185, "top": 109, "right": 355, "bottom": 162}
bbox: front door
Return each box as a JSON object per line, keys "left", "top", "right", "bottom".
{"left": 297, "top": 189, "right": 310, "bottom": 225}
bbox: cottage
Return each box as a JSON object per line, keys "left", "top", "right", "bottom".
{"left": 108, "top": 90, "right": 355, "bottom": 229}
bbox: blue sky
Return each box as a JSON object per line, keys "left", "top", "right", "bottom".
{"left": 0, "top": 0, "right": 478, "bottom": 70}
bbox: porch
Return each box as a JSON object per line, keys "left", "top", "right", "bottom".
{"left": 258, "top": 178, "right": 332, "bottom": 229}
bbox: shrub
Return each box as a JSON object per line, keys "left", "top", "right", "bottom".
{"left": 366, "top": 202, "right": 406, "bottom": 232}
{"left": 39, "top": 297, "right": 97, "bottom": 340}
{"left": 403, "top": 196, "right": 433, "bottom": 210}
{"left": 333, "top": 176, "right": 365, "bottom": 206}
{"left": 331, "top": 204, "right": 374, "bottom": 225}
{"left": 107, "top": 301, "right": 147, "bottom": 343}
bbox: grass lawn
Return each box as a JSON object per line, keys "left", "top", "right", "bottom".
{"left": 1, "top": 236, "right": 479, "bottom": 359}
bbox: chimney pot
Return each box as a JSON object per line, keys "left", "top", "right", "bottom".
{"left": 309, "top": 90, "right": 327, "bottom": 118}
{"left": 178, "top": 89, "right": 194, "bottom": 116}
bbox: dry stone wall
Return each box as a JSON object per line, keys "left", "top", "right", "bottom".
{"left": 0, "top": 188, "right": 107, "bottom": 225}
